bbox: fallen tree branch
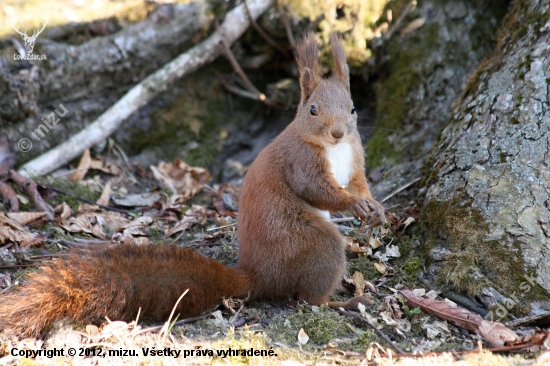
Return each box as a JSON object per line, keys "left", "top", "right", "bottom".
{"left": 18, "top": 0, "right": 274, "bottom": 177}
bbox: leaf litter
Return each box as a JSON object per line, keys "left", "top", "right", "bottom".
{"left": 0, "top": 144, "right": 548, "bottom": 364}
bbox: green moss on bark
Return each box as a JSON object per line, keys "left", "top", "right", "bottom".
{"left": 421, "top": 195, "right": 547, "bottom": 317}
{"left": 366, "top": 0, "right": 510, "bottom": 168}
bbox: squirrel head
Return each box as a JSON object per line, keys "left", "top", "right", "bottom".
{"left": 295, "top": 32, "right": 356, "bottom": 147}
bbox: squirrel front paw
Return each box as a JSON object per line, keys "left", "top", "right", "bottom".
{"left": 349, "top": 198, "right": 386, "bottom": 227}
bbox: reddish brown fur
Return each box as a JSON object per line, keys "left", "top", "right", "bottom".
{"left": 0, "top": 32, "right": 385, "bottom": 338}
{"left": 0, "top": 245, "right": 252, "bottom": 337}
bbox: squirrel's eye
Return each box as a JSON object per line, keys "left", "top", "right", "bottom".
{"left": 351, "top": 106, "right": 356, "bottom": 114}
{"left": 310, "top": 105, "right": 318, "bottom": 116}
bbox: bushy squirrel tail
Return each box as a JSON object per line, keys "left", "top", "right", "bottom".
{"left": 0, "top": 244, "right": 253, "bottom": 337}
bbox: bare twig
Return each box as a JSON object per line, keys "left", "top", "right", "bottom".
{"left": 281, "top": 5, "right": 296, "bottom": 49}
{"left": 168, "top": 230, "right": 186, "bottom": 245}
{"left": 220, "top": 79, "right": 264, "bottom": 101}
{"left": 244, "top": 0, "right": 289, "bottom": 56}
{"left": 43, "top": 185, "right": 133, "bottom": 213}
{"left": 136, "top": 314, "right": 209, "bottom": 334}
{"left": 159, "top": 289, "right": 189, "bottom": 340}
{"left": 217, "top": 73, "right": 278, "bottom": 107}
{"left": 336, "top": 308, "right": 405, "bottom": 354}
{"left": 206, "top": 222, "right": 237, "bottom": 231}
{"left": 383, "top": 2, "right": 414, "bottom": 40}
{"left": 53, "top": 239, "right": 111, "bottom": 248}
{"left": 18, "top": 0, "right": 275, "bottom": 178}
{"left": 380, "top": 177, "right": 421, "bottom": 203}
{"left": 219, "top": 39, "right": 265, "bottom": 99}
{"left": 505, "top": 311, "right": 550, "bottom": 329}
{"left": 112, "top": 143, "right": 139, "bottom": 185}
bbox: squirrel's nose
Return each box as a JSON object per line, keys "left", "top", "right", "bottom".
{"left": 331, "top": 129, "right": 344, "bottom": 139}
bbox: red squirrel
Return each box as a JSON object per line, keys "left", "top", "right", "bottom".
{"left": 0, "top": 32, "right": 385, "bottom": 337}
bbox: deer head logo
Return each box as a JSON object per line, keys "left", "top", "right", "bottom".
{"left": 11, "top": 13, "right": 48, "bottom": 54}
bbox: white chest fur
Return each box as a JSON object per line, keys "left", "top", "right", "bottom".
{"left": 326, "top": 142, "right": 353, "bottom": 187}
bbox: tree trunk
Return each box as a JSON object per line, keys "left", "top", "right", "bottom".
{"left": 421, "top": 0, "right": 550, "bottom": 317}
{"left": 366, "top": 0, "right": 509, "bottom": 170}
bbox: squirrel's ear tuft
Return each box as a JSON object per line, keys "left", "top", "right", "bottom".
{"left": 330, "top": 32, "right": 350, "bottom": 92}
{"left": 296, "top": 31, "right": 320, "bottom": 103}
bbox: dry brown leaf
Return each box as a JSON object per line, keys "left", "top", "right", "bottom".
{"left": 96, "top": 180, "right": 112, "bottom": 206}
{"left": 422, "top": 320, "right": 451, "bottom": 339}
{"left": 0, "top": 213, "right": 42, "bottom": 247}
{"left": 89, "top": 159, "right": 104, "bottom": 171}
{"left": 478, "top": 320, "right": 521, "bottom": 347}
{"left": 400, "top": 18, "right": 425, "bottom": 35}
{"left": 383, "top": 295, "right": 405, "bottom": 319}
{"left": 76, "top": 204, "right": 102, "bottom": 213}
{"left": 70, "top": 149, "right": 92, "bottom": 182}
{"left": 400, "top": 288, "right": 519, "bottom": 346}
{"left": 346, "top": 238, "right": 372, "bottom": 257}
{"left": 374, "top": 262, "right": 386, "bottom": 274}
{"left": 0, "top": 181, "right": 19, "bottom": 212}
{"left": 54, "top": 203, "right": 72, "bottom": 221}
{"left": 165, "top": 205, "right": 206, "bottom": 237}
{"left": 352, "top": 271, "right": 365, "bottom": 296}
{"left": 365, "top": 280, "right": 378, "bottom": 294}
{"left": 151, "top": 160, "right": 211, "bottom": 203}
{"left": 89, "top": 158, "right": 122, "bottom": 176}
{"left": 60, "top": 216, "right": 107, "bottom": 239}
{"left": 9, "top": 170, "right": 54, "bottom": 220}
{"left": 120, "top": 216, "right": 153, "bottom": 236}
{"left": 379, "top": 311, "right": 409, "bottom": 337}
{"left": 111, "top": 192, "right": 161, "bottom": 207}
{"left": 297, "top": 328, "right": 309, "bottom": 344}
{"left": 6, "top": 212, "right": 47, "bottom": 226}
{"left": 401, "top": 216, "right": 415, "bottom": 230}
{"left": 112, "top": 228, "right": 150, "bottom": 245}
{"left": 71, "top": 210, "right": 128, "bottom": 236}
{"left": 412, "top": 288, "right": 426, "bottom": 297}
{"left": 369, "top": 236, "right": 383, "bottom": 249}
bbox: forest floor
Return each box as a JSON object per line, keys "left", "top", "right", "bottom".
{"left": 0, "top": 145, "right": 548, "bottom": 365}
{"left": 1, "top": 0, "right": 549, "bottom": 364}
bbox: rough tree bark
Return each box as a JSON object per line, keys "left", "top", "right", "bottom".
{"left": 0, "top": 2, "right": 211, "bottom": 159}
{"left": 421, "top": 0, "right": 550, "bottom": 317}
{"left": 367, "top": 0, "right": 509, "bottom": 200}
{"left": 367, "top": 0, "right": 509, "bottom": 167}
